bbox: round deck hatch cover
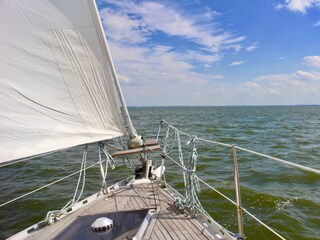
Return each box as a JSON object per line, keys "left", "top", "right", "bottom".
{"left": 91, "top": 217, "right": 113, "bottom": 232}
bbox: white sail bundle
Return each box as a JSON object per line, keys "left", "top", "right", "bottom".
{"left": 0, "top": 0, "right": 127, "bottom": 164}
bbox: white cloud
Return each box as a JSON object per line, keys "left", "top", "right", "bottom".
{"left": 120, "top": 66, "right": 320, "bottom": 106}
{"left": 278, "top": 57, "right": 288, "bottom": 61}
{"left": 231, "top": 70, "right": 320, "bottom": 105}
{"left": 255, "top": 70, "right": 320, "bottom": 82}
{"left": 101, "top": 1, "right": 244, "bottom": 53}
{"left": 275, "top": 3, "right": 285, "bottom": 10}
{"left": 240, "top": 81, "right": 262, "bottom": 94}
{"left": 98, "top": 0, "right": 245, "bottom": 106}
{"left": 104, "top": 39, "right": 229, "bottom": 106}
{"left": 276, "top": 0, "right": 320, "bottom": 13}
{"left": 99, "top": 8, "right": 151, "bottom": 44}
{"left": 118, "top": 75, "right": 131, "bottom": 84}
{"left": 108, "top": 41, "right": 214, "bottom": 87}
{"left": 230, "top": 61, "right": 245, "bottom": 66}
{"left": 185, "top": 51, "right": 221, "bottom": 63}
{"left": 97, "top": 1, "right": 320, "bottom": 106}
{"left": 210, "top": 74, "right": 224, "bottom": 79}
{"left": 313, "top": 20, "right": 320, "bottom": 27}
{"left": 246, "top": 42, "right": 258, "bottom": 51}
{"left": 303, "top": 56, "right": 320, "bottom": 68}
{"left": 253, "top": 70, "right": 320, "bottom": 98}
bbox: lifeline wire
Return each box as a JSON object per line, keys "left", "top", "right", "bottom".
{"left": 156, "top": 120, "right": 294, "bottom": 239}
{"left": 160, "top": 120, "right": 320, "bottom": 175}
{"left": 0, "top": 152, "right": 103, "bottom": 208}
{"left": 45, "top": 146, "right": 88, "bottom": 223}
{"left": 160, "top": 123, "right": 204, "bottom": 217}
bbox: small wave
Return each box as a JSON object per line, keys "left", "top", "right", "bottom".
{"left": 271, "top": 144, "right": 287, "bottom": 149}
{"left": 208, "top": 128, "right": 221, "bottom": 133}
{"left": 275, "top": 197, "right": 298, "bottom": 212}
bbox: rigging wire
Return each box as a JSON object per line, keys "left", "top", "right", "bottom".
{"left": 153, "top": 120, "right": 312, "bottom": 239}
{"left": 159, "top": 123, "right": 204, "bottom": 216}
{"left": 45, "top": 146, "right": 88, "bottom": 223}
{"left": 0, "top": 149, "right": 102, "bottom": 208}
{"left": 160, "top": 120, "right": 320, "bottom": 175}
{"left": 99, "top": 143, "right": 116, "bottom": 193}
{"left": 106, "top": 137, "right": 132, "bottom": 168}
{"left": 1, "top": 119, "right": 316, "bottom": 240}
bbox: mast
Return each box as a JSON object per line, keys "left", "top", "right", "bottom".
{"left": 89, "top": 0, "right": 137, "bottom": 139}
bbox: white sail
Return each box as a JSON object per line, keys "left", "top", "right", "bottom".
{"left": 0, "top": 0, "right": 127, "bottom": 164}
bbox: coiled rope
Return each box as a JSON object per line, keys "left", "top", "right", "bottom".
{"left": 182, "top": 136, "right": 204, "bottom": 216}
{"left": 156, "top": 120, "right": 320, "bottom": 240}
{"left": 160, "top": 123, "right": 204, "bottom": 216}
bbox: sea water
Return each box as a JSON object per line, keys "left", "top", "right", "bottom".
{"left": 0, "top": 106, "right": 319, "bottom": 239}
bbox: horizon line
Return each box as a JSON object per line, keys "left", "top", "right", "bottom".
{"left": 126, "top": 104, "right": 320, "bottom": 108}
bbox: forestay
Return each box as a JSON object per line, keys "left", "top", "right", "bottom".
{"left": 0, "top": 0, "right": 127, "bottom": 164}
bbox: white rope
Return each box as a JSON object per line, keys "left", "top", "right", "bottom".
{"left": 197, "top": 177, "right": 237, "bottom": 206}
{"left": 99, "top": 143, "right": 116, "bottom": 193}
{"left": 161, "top": 158, "right": 284, "bottom": 239}
{"left": 160, "top": 120, "right": 320, "bottom": 175}
{"left": 106, "top": 135, "right": 286, "bottom": 240}
{"left": 101, "top": 144, "right": 115, "bottom": 170}
{"left": 162, "top": 127, "right": 171, "bottom": 154}
{"left": 236, "top": 146, "right": 320, "bottom": 175}
{"left": 73, "top": 148, "right": 87, "bottom": 203}
{"left": 242, "top": 208, "right": 286, "bottom": 240}
{"left": 0, "top": 157, "right": 103, "bottom": 208}
{"left": 184, "top": 136, "right": 204, "bottom": 216}
{"left": 198, "top": 176, "right": 286, "bottom": 239}
{"left": 119, "top": 137, "right": 132, "bottom": 168}
{"left": 162, "top": 151, "right": 185, "bottom": 170}
{"left": 113, "top": 137, "right": 122, "bottom": 149}
{"left": 157, "top": 120, "right": 293, "bottom": 239}
{"left": 0, "top": 149, "right": 68, "bottom": 168}
{"left": 45, "top": 146, "right": 88, "bottom": 223}
{"left": 156, "top": 120, "right": 163, "bottom": 142}
{"left": 106, "top": 137, "right": 132, "bottom": 168}
{"left": 159, "top": 121, "right": 204, "bottom": 216}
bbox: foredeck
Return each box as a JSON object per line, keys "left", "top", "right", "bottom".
{"left": 22, "top": 180, "right": 221, "bottom": 240}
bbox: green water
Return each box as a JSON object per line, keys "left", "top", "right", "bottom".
{"left": 0, "top": 106, "right": 319, "bottom": 239}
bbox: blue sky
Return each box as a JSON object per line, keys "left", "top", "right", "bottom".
{"left": 97, "top": 0, "right": 320, "bottom": 106}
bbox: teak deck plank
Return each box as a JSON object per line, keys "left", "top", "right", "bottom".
{"left": 158, "top": 197, "right": 206, "bottom": 240}
{"left": 112, "top": 144, "right": 161, "bottom": 157}
{"left": 24, "top": 181, "right": 218, "bottom": 240}
{"left": 112, "top": 139, "right": 161, "bottom": 157}
{"left": 160, "top": 203, "right": 196, "bottom": 239}
{"left": 154, "top": 222, "right": 169, "bottom": 240}
{"left": 144, "top": 139, "right": 159, "bottom": 146}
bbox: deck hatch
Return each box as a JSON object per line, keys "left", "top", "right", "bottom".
{"left": 52, "top": 209, "right": 150, "bottom": 240}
